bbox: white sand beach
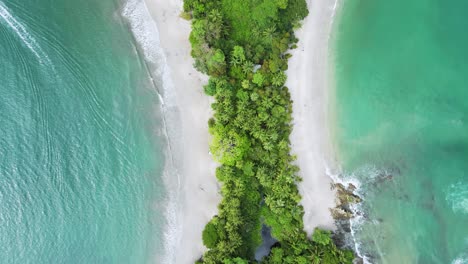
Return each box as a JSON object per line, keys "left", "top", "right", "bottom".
{"left": 144, "top": 0, "right": 220, "bottom": 263}
{"left": 286, "top": 0, "right": 340, "bottom": 234}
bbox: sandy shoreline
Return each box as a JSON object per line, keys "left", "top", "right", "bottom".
{"left": 286, "top": 0, "right": 340, "bottom": 234}
{"left": 143, "top": 0, "right": 220, "bottom": 263}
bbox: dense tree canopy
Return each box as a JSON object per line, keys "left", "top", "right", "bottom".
{"left": 185, "top": 0, "right": 354, "bottom": 263}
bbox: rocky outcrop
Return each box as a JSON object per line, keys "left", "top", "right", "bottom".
{"left": 330, "top": 183, "right": 362, "bottom": 220}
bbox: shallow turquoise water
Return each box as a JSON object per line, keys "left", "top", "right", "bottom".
{"left": 334, "top": 0, "right": 468, "bottom": 263}
{"left": 0, "top": 0, "right": 165, "bottom": 263}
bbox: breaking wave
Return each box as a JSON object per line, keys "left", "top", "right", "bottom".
{"left": 446, "top": 181, "right": 468, "bottom": 215}
{"left": 122, "top": 0, "right": 182, "bottom": 263}
{"left": 452, "top": 252, "right": 468, "bottom": 264}
{"left": 0, "top": 1, "right": 51, "bottom": 64}
{"left": 327, "top": 164, "right": 399, "bottom": 264}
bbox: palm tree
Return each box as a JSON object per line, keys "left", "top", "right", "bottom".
{"left": 272, "top": 72, "right": 286, "bottom": 87}
{"left": 252, "top": 27, "right": 262, "bottom": 39}
{"left": 230, "top": 46, "right": 245, "bottom": 66}
{"left": 208, "top": 9, "right": 222, "bottom": 24}
{"left": 262, "top": 25, "right": 276, "bottom": 42}
{"left": 242, "top": 61, "right": 254, "bottom": 74}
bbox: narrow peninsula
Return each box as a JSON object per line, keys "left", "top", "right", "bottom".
{"left": 183, "top": 0, "right": 354, "bottom": 263}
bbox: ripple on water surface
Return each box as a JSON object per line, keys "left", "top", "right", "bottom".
{"left": 0, "top": 0, "right": 166, "bottom": 263}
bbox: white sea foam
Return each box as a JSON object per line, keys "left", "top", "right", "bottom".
{"left": 122, "top": 0, "right": 177, "bottom": 106}
{"left": 446, "top": 181, "right": 468, "bottom": 215}
{"left": 452, "top": 253, "right": 468, "bottom": 264}
{"left": 327, "top": 164, "right": 396, "bottom": 264}
{"left": 0, "top": 1, "right": 50, "bottom": 64}
{"left": 122, "top": 0, "right": 161, "bottom": 64}
{"left": 122, "top": 1, "right": 181, "bottom": 263}
{"left": 327, "top": 167, "right": 371, "bottom": 264}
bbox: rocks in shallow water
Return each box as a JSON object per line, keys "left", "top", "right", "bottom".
{"left": 334, "top": 183, "right": 362, "bottom": 206}
{"left": 330, "top": 207, "right": 354, "bottom": 220}
{"left": 331, "top": 183, "right": 362, "bottom": 220}
{"left": 354, "top": 256, "right": 365, "bottom": 264}
{"left": 328, "top": 182, "right": 364, "bottom": 252}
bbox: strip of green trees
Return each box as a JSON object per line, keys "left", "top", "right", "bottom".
{"left": 183, "top": 0, "right": 354, "bottom": 263}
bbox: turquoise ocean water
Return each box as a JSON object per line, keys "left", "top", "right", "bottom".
{"left": 0, "top": 0, "right": 167, "bottom": 263}
{"left": 334, "top": 0, "right": 468, "bottom": 263}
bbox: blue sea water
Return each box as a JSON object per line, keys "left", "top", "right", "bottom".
{"left": 0, "top": 0, "right": 168, "bottom": 263}
{"left": 333, "top": 0, "right": 468, "bottom": 263}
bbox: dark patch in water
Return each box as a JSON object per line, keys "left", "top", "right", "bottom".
{"left": 254, "top": 225, "right": 277, "bottom": 261}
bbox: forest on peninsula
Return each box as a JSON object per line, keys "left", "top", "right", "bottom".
{"left": 183, "top": 0, "right": 354, "bottom": 263}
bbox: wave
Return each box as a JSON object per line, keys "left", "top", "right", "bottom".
{"left": 452, "top": 252, "right": 468, "bottom": 264}
{"left": 327, "top": 167, "right": 371, "bottom": 264}
{"left": 0, "top": 1, "right": 51, "bottom": 64}
{"left": 328, "top": 165, "right": 399, "bottom": 264}
{"left": 121, "top": 0, "right": 177, "bottom": 107}
{"left": 446, "top": 181, "right": 468, "bottom": 215}
{"left": 0, "top": 1, "right": 59, "bottom": 178}
{"left": 0, "top": 1, "right": 128, "bottom": 173}
{"left": 121, "top": 0, "right": 182, "bottom": 263}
